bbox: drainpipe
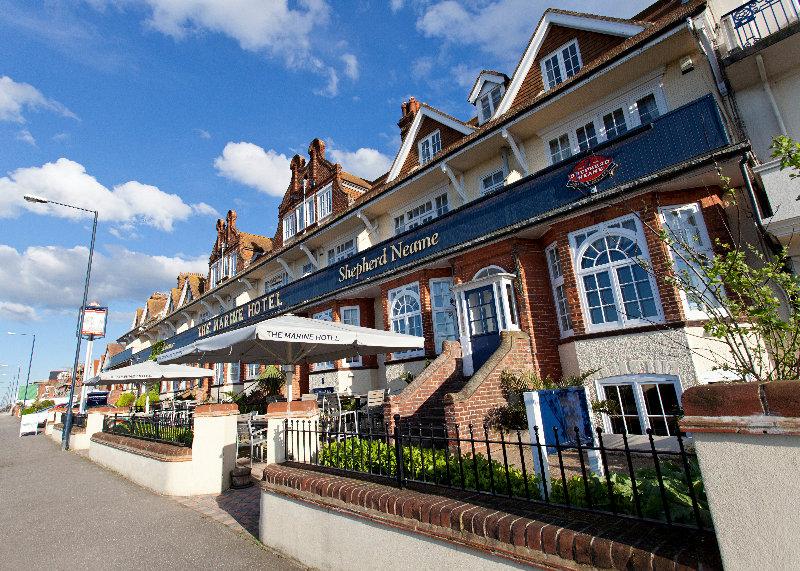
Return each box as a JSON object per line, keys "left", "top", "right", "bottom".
{"left": 755, "top": 54, "right": 788, "bottom": 137}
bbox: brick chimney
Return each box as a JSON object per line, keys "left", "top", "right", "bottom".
{"left": 398, "top": 97, "right": 421, "bottom": 141}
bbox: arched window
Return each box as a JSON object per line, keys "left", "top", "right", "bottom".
{"left": 472, "top": 265, "right": 506, "bottom": 280}
{"left": 389, "top": 282, "right": 424, "bottom": 357}
{"left": 571, "top": 216, "right": 661, "bottom": 330}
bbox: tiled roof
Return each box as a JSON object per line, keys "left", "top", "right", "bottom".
{"left": 340, "top": 171, "right": 372, "bottom": 190}
{"left": 105, "top": 343, "right": 125, "bottom": 357}
{"left": 239, "top": 232, "right": 273, "bottom": 254}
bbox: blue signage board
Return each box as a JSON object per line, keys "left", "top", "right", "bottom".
{"left": 109, "top": 95, "right": 730, "bottom": 368}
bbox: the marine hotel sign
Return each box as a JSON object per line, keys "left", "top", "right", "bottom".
{"left": 338, "top": 231, "right": 440, "bottom": 283}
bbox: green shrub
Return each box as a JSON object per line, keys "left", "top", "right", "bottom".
{"left": 115, "top": 392, "right": 136, "bottom": 407}
{"left": 317, "top": 437, "right": 711, "bottom": 526}
{"left": 21, "top": 399, "right": 56, "bottom": 414}
{"left": 134, "top": 389, "right": 160, "bottom": 408}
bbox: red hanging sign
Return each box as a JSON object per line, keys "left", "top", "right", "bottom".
{"left": 567, "top": 155, "right": 617, "bottom": 189}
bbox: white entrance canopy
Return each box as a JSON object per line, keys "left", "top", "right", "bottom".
{"left": 157, "top": 315, "right": 424, "bottom": 367}
{"left": 85, "top": 361, "right": 215, "bottom": 386}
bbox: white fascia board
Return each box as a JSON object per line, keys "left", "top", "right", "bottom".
{"left": 468, "top": 72, "right": 507, "bottom": 104}
{"left": 493, "top": 12, "right": 645, "bottom": 119}
{"left": 387, "top": 108, "right": 474, "bottom": 183}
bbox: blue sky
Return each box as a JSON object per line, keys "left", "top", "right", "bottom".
{"left": 0, "top": 0, "right": 651, "bottom": 387}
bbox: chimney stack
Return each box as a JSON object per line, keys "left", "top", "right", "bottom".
{"left": 398, "top": 96, "right": 421, "bottom": 141}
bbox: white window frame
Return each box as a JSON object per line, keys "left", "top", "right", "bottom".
{"left": 541, "top": 76, "right": 668, "bottom": 165}
{"left": 569, "top": 214, "right": 664, "bottom": 333}
{"left": 429, "top": 277, "right": 458, "bottom": 354}
{"left": 246, "top": 363, "right": 260, "bottom": 380}
{"left": 303, "top": 195, "right": 316, "bottom": 227}
{"left": 312, "top": 309, "right": 335, "bottom": 370}
{"left": 418, "top": 130, "right": 442, "bottom": 165}
{"left": 658, "top": 203, "right": 720, "bottom": 320}
{"left": 301, "top": 261, "right": 315, "bottom": 277}
{"left": 545, "top": 242, "right": 574, "bottom": 337}
{"left": 227, "top": 251, "right": 238, "bottom": 278}
{"left": 477, "top": 84, "right": 504, "bottom": 124}
{"left": 595, "top": 375, "right": 682, "bottom": 436}
{"left": 540, "top": 39, "right": 582, "bottom": 91}
{"left": 283, "top": 214, "right": 297, "bottom": 241}
{"left": 480, "top": 167, "right": 506, "bottom": 196}
{"left": 388, "top": 282, "right": 425, "bottom": 359}
{"left": 316, "top": 184, "right": 333, "bottom": 220}
{"left": 393, "top": 189, "right": 449, "bottom": 235}
{"left": 214, "top": 363, "right": 225, "bottom": 386}
{"left": 229, "top": 361, "right": 241, "bottom": 384}
{"left": 340, "top": 305, "right": 362, "bottom": 367}
{"left": 327, "top": 235, "right": 357, "bottom": 265}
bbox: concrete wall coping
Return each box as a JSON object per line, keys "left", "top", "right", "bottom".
{"left": 194, "top": 403, "right": 240, "bottom": 417}
{"left": 90, "top": 431, "right": 192, "bottom": 462}
{"left": 261, "top": 464, "right": 721, "bottom": 570}
{"left": 681, "top": 381, "right": 800, "bottom": 435}
{"left": 266, "top": 401, "right": 318, "bottom": 418}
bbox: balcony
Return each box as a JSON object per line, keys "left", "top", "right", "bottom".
{"left": 722, "top": 0, "right": 800, "bottom": 52}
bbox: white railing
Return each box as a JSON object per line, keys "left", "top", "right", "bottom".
{"left": 722, "top": 0, "right": 800, "bottom": 50}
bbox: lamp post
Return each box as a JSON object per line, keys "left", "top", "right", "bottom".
{"left": 24, "top": 194, "right": 98, "bottom": 450}
{"left": 7, "top": 332, "right": 36, "bottom": 410}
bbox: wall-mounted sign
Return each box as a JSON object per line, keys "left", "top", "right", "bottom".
{"left": 567, "top": 155, "right": 617, "bottom": 189}
{"left": 81, "top": 306, "right": 108, "bottom": 338}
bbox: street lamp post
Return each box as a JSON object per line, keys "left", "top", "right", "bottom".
{"left": 24, "top": 194, "right": 98, "bottom": 450}
{"left": 7, "top": 332, "right": 36, "bottom": 410}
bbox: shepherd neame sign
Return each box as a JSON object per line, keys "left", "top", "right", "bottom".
{"left": 338, "top": 232, "right": 439, "bottom": 283}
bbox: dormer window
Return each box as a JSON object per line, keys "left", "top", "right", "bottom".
{"left": 541, "top": 40, "right": 582, "bottom": 90}
{"left": 478, "top": 85, "right": 503, "bottom": 124}
{"left": 418, "top": 130, "right": 442, "bottom": 165}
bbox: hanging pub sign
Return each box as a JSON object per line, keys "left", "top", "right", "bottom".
{"left": 567, "top": 155, "right": 617, "bottom": 189}
{"left": 81, "top": 305, "right": 108, "bottom": 338}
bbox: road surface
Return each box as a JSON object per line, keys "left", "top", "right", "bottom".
{"left": 0, "top": 415, "right": 303, "bottom": 569}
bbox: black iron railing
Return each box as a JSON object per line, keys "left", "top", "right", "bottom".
{"left": 285, "top": 414, "right": 711, "bottom": 530}
{"left": 61, "top": 412, "right": 87, "bottom": 428}
{"left": 103, "top": 413, "right": 193, "bottom": 447}
{"left": 723, "top": 0, "right": 800, "bottom": 49}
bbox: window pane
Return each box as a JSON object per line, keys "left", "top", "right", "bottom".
{"left": 490, "top": 86, "right": 502, "bottom": 109}
{"left": 544, "top": 55, "right": 562, "bottom": 89}
{"left": 562, "top": 42, "right": 581, "bottom": 77}
{"left": 576, "top": 122, "right": 597, "bottom": 152}
{"left": 549, "top": 134, "right": 571, "bottom": 163}
{"left": 636, "top": 94, "right": 659, "bottom": 124}
{"left": 603, "top": 108, "right": 628, "bottom": 139}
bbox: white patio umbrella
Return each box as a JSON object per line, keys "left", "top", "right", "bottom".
{"left": 157, "top": 314, "right": 424, "bottom": 402}
{"left": 84, "top": 361, "right": 215, "bottom": 386}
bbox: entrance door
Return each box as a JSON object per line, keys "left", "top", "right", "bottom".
{"left": 465, "top": 284, "right": 501, "bottom": 371}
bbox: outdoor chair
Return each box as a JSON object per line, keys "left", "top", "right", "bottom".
{"left": 361, "top": 389, "right": 386, "bottom": 433}
{"left": 248, "top": 418, "right": 270, "bottom": 466}
{"left": 320, "top": 393, "right": 358, "bottom": 436}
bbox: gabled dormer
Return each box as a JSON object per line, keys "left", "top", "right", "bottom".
{"left": 209, "top": 209, "right": 272, "bottom": 289}
{"left": 274, "top": 138, "right": 371, "bottom": 249}
{"left": 468, "top": 71, "right": 510, "bottom": 125}
{"left": 387, "top": 97, "right": 475, "bottom": 183}
{"left": 493, "top": 9, "right": 646, "bottom": 119}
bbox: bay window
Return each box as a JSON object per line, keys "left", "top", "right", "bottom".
{"left": 596, "top": 376, "right": 681, "bottom": 436}
{"left": 418, "top": 130, "right": 442, "bottom": 165}
{"left": 570, "top": 215, "right": 662, "bottom": 331}
{"left": 659, "top": 203, "right": 721, "bottom": 318}
{"left": 545, "top": 243, "right": 573, "bottom": 336}
{"left": 388, "top": 282, "right": 424, "bottom": 358}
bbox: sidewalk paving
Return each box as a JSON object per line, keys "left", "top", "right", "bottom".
{"left": 173, "top": 480, "right": 261, "bottom": 537}
{"left": 0, "top": 415, "right": 300, "bottom": 570}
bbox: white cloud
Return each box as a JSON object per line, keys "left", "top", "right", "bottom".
{"left": 0, "top": 75, "right": 77, "bottom": 123}
{"left": 194, "top": 128, "right": 211, "bottom": 139}
{"left": 214, "top": 141, "right": 291, "bottom": 197}
{"left": 314, "top": 67, "right": 339, "bottom": 97}
{"left": 341, "top": 53, "right": 359, "bottom": 80}
{"left": 417, "top": 0, "right": 651, "bottom": 60}
{"left": 328, "top": 146, "right": 392, "bottom": 180}
{"left": 0, "top": 244, "right": 208, "bottom": 312}
{"left": 451, "top": 63, "right": 479, "bottom": 88}
{"left": 411, "top": 56, "right": 434, "bottom": 78}
{"left": 0, "top": 301, "right": 38, "bottom": 323}
{"left": 0, "top": 158, "right": 215, "bottom": 231}
{"left": 390, "top": 0, "right": 405, "bottom": 12}
{"left": 16, "top": 129, "right": 36, "bottom": 146}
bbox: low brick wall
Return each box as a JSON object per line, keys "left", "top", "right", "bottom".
{"left": 91, "top": 432, "right": 192, "bottom": 462}
{"left": 444, "top": 330, "right": 533, "bottom": 429}
{"left": 384, "top": 341, "right": 465, "bottom": 427}
{"left": 261, "top": 464, "right": 720, "bottom": 570}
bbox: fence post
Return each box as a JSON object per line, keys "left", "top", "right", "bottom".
{"left": 393, "top": 414, "right": 404, "bottom": 488}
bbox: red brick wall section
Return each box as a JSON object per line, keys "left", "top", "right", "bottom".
{"left": 384, "top": 340, "right": 465, "bottom": 428}
{"left": 305, "top": 298, "right": 379, "bottom": 370}
{"left": 444, "top": 331, "right": 533, "bottom": 429}
{"left": 399, "top": 116, "right": 466, "bottom": 178}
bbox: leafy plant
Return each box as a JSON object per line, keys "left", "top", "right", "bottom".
{"left": 256, "top": 365, "right": 285, "bottom": 396}
{"left": 134, "top": 387, "right": 160, "bottom": 408}
{"left": 591, "top": 399, "right": 621, "bottom": 416}
{"left": 21, "top": 399, "right": 55, "bottom": 414}
{"left": 115, "top": 392, "right": 136, "bottom": 408}
{"left": 772, "top": 135, "right": 800, "bottom": 180}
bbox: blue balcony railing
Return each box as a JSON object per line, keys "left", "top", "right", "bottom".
{"left": 723, "top": 0, "right": 800, "bottom": 50}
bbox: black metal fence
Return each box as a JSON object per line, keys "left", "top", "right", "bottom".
{"left": 103, "top": 413, "right": 194, "bottom": 447}
{"left": 284, "top": 414, "right": 711, "bottom": 530}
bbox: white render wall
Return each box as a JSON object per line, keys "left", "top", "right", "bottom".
{"left": 259, "top": 491, "right": 531, "bottom": 571}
